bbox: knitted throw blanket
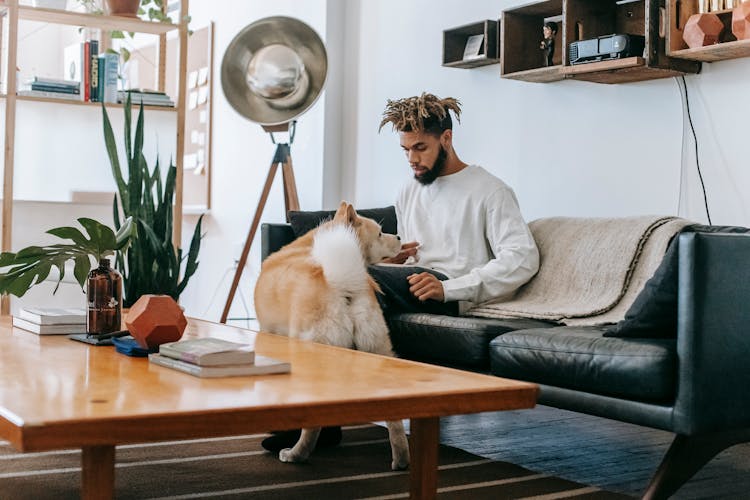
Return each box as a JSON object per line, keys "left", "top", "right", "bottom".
{"left": 467, "top": 216, "right": 692, "bottom": 326}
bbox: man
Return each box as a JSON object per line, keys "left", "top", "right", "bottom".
{"left": 262, "top": 92, "right": 539, "bottom": 453}
{"left": 370, "top": 92, "right": 539, "bottom": 317}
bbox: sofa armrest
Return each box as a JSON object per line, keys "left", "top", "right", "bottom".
{"left": 674, "top": 232, "right": 750, "bottom": 434}
{"left": 261, "top": 223, "right": 295, "bottom": 261}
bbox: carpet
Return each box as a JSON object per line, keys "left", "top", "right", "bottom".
{"left": 0, "top": 424, "right": 631, "bottom": 499}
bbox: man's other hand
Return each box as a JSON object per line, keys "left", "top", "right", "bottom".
{"left": 407, "top": 272, "right": 445, "bottom": 302}
{"left": 382, "top": 241, "right": 420, "bottom": 264}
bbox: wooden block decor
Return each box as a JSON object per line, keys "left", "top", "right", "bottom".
{"left": 125, "top": 295, "right": 187, "bottom": 349}
{"left": 683, "top": 13, "right": 725, "bottom": 47}
{"left": 733, "top": 3, "right": 750, "bottom": 40}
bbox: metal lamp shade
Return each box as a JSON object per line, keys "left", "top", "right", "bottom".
{"left": 221, "top": 16, "right": 328, "bottom": 126}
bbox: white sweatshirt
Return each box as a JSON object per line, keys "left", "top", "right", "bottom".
{"left": 396, "top": 165, "right": 539, "bottom": 306}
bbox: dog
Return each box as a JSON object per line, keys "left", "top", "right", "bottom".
{"left": 254, "top": 202, "right": 410, "bottom": 470}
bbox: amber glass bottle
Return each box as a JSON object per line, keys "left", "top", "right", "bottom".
{"left": 87, "top": 258, "right": 122, "bottom": 335}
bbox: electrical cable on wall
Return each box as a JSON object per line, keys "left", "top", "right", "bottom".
{"left": 676, "top": 76, "right": 712, "bottom": 225}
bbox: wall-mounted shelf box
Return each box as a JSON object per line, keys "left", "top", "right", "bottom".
{"left": 442, "top": 20, "right": 500, "bottom": 68}
{"left": 666, "top": 1, "right": 750, "bottom": 62}
{"left": 500, "top": 0, "right": 700, "bottom": 84}
{"left": 501, "top": 0, "right": 566, "bottom": 82}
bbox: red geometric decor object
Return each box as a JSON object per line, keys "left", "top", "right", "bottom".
{"left": 125, "top": 295, "right": 187, "bottom": 349}
{"left": 683, "top": 13, "right": 724, "bottom": 48}
{"left": 732, "top": 3, "right": 750, "bottom": 40}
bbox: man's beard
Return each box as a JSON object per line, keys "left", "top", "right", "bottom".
{"left": 415, "top": 146, "right": 447, "bottom": 185}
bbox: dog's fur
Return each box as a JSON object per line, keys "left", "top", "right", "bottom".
{"left": 254, "top": 202, "right": 409, "bottom": 470}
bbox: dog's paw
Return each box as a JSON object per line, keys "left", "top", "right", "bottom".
{"left": 391, "top": 456, "right": 410, "bottom": 471}
{"left": 279, "top": 448, "right": 306, "bottom": 463}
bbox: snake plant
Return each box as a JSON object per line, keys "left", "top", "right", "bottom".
{"left": 102, "top": 95, "right": 203, "bottom": 307}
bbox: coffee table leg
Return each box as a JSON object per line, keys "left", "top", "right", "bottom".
{"left": 409, "top": 416, "right": 439, "bottom": 499}
{"left": 81, "top": 445, "right": 115, "bottom": 500}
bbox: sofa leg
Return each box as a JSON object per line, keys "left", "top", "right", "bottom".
{"left": 643, "top": 430, "right": 750, "bottom": 500}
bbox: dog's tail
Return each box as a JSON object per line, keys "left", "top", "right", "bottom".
{"left": 311, "top": 224, "right": 370, "bottom": 293}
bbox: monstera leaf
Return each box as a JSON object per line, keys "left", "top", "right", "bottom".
{"left": 0, "top": 217, "right": 134, "bottom": 297}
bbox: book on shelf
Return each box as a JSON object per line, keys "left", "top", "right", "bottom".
{"left": 89, "top": 39, "right": 99, "bottom": 102}
{"left": 148, "top": 353, "right": 291, "bottom": 378}
{"left": 18, "top": 90, "right": 82, "bottom": 101}
{"left": 17, "top": 306, "right": 86, "bottom": 325}
{"left": 99, "top": 53, "right": 119, "bottom": 104}
{"left": 12, "top": 316, "right": 87, "bottom": 335}
{"left": 158, "top": 337, "right": 255, "bottom": 366}
{"left": 30, "top": 84, "right": 80, "bottom": 94}
{"left": 118, "top": 90, "right": 175, "bottom": 107}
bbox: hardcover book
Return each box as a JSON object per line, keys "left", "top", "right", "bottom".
{"left": 17, "top": 307, "right": 86, "bottom": 325}
{"left": 158, "top": 337, "right": 255, "bottom": 366}
{"left": 12, "top": 317, "right": 87, "bottom": 335}
{"left": 148, "top": 353, "right": 291, "bottom": 378}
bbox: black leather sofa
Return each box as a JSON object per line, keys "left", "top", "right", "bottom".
{"left": 261, "top": 221, "right": 750, "bottom": 499}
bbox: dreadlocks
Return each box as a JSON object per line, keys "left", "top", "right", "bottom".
{"left": 379, "top": 93, "right": 462, "bottom": 134}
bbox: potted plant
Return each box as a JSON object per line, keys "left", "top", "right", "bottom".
{"left": 0, "top": 217, "right": 133, "bottom": 297}
{"left": 102, "top": 95, "right": 203, "bottom": 307}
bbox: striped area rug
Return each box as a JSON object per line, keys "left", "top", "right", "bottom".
{"left": 0, "top": 424, "right": 630, "bottom": 499}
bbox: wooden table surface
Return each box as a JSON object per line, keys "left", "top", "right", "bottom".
{"left": 0, "top": 317, "right": 537, "bottom": 499}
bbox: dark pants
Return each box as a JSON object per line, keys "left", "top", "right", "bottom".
{"left": 367, "top": 265, "right": 459, "bottom": 317}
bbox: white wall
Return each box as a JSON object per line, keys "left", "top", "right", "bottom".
{"left": 177, "top": 0, "right": 328, "bottom": 324}
{"left": 342, "top": 0, "right": 750, "bottom": 229}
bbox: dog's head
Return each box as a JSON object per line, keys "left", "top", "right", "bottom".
{"left": 333, "top": 202, "right": 401, "bottom": 264}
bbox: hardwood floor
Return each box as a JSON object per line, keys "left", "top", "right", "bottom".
{"left": 437, "top": 405, "right": 750, "bottom": 499}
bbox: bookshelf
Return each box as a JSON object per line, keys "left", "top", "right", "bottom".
{"left": 0, "top": 0, "right": 190, "bottom": 314}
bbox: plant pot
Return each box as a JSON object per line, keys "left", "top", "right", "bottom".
{"left": 105, "top": 0, "right": 140, "bottom": 17}
{"left": 733, "top": 2, "right": 750, "bottom": 40}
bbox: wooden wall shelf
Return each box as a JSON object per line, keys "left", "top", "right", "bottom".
{"left": 5, "top": 5, "right": 179, "bottom": 35}
{"left": 442, "top": 20, "right": 499, "bottom": 68}
{"left": 13, "top": 94, "right": 178, "bottom": 112}
{"left": 499, "top": 0, "right": 700, "bottom": 84}
{"left": 666, "top": 1, "right": 750, "bottom": 62}
{"left": 501, "top": 0, "right": 566, "bottom": 82}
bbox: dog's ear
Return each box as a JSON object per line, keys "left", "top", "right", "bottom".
{"left": 333, "top": 201, "right": 358, "bottom": 225}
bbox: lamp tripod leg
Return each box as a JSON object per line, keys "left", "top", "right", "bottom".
{"left": 220, "top": 158, "right": 281, "bottom": 324}
{"left": 281, "top": 150, "right": 300, "bottom": 215}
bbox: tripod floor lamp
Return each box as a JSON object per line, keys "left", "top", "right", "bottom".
{"left": 219, "top": 16, "right": 328, "bottom": 324}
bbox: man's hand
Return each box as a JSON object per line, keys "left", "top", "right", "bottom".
{"left": 382, "top": 241, "right": 420, "bottom": 264}
{"left": 407, "top": 272, "right": 445, "bottom": 302}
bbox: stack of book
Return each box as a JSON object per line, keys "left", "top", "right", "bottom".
{"left": 148, "top": 338, "right": 291, "bottom": 378}
{"left": 19, "top": 77, "right": 81, "bottom": 101}
{"left": 12, "top": 307, "right": 87, "bottom": 335}
{"left": 118, "top": 89, "right": 175, "bottom": 107}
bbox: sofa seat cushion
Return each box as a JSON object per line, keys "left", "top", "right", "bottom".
{"left": 489, "top": 327, "right": 676, "bottom": 401}
{"left": 388, "top": 313, "right": 556, "bottom": 370}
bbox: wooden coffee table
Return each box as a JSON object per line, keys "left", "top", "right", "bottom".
{"left": 0, "top": 317, "right": 537, "bottom": 499}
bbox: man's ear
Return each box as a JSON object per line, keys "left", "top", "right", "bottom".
{"left": 440, "top": 129, "right": 453, "bottom": 149}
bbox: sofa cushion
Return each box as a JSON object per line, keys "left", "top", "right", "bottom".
{"left": 605, "top": 224, "right": 750, "bottom": 338}
{"left": 490, "top": 327, "right": 676, "bottom": 401}
{"left": 388, "top": 313, "right": 556, "bottom": 370}
{"left": 288, "top": 206, "right": 397, "bottom": 238}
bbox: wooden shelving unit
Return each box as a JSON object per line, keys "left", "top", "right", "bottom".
{"left": 501, "top": 0, "right": 566, "bottom": 82}
{"left": 442, "top": 20, "right": 500, "bottom": 69}
{"left": 499, "top": 0, "right": 700, "bottom": 84}
{"left": 0, "top": 0, "right": 190, "bottom": 314}
{"left": 666, "top": 0, "right": 750, "bottom": 62}
{"left": 12, "top": 94, "right": 178, "bottom": 112}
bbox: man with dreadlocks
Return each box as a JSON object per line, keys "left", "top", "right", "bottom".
{"left": 372, "top": 92, "right": 539, "bottom": 316}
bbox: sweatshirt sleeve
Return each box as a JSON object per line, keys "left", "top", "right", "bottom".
{"left": 440, "top": 188, "right": 539, "bottom": 304}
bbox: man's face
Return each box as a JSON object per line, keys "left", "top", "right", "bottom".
{"left": 399, "top": 131, "right": 448, "bottom": 185}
